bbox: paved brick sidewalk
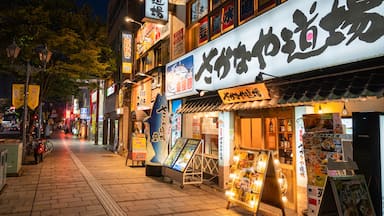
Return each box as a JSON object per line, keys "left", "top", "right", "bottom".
{"left": 0, "top": 132, "right": 293, "bottom": 216}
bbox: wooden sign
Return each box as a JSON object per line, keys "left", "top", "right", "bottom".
{"left": 218, "top": 83, "right": 270, "bottom": 104}
{"left": 225, "top": 149, "right": 284, "bottom": 215}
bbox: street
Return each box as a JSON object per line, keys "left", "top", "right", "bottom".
{"left": 0, "top": 131, "right": 290, "bottom": 216}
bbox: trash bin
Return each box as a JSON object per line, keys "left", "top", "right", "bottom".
{"left": 0, "top": 149, "right": 7, "bottom": 191}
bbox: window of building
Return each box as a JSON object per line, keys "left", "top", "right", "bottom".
{"left": 183, "top": 112, "right": 219, "bottom": 157}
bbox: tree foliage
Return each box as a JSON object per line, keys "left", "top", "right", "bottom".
{"left": 0, "top": 0, "right": 115, "bottom": 104}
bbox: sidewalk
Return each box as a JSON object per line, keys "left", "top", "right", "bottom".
{"left": 0, "top": 132, "right": 295, "bottom": 216}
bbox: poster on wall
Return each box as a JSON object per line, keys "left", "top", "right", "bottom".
{"left": 173, "top": 28, "right": 185, "bottom": 58}
{"left": 170, "top": 99, "right": 182, "bottom": 148}
{"left": 239, "top": 0, "right": 254, "bottom": 23}
{"left": 199, "top": 17, "right": 209, "bottom": 44}
{"left": 165, "top": 55, "right": 194, "bottom": 100}
{"left": 145, "top": 94, "right": 170, "bottom": 165}
{"left": 211, "top": 12, "right": 221, "bottom": 38}
{"left": 222, "top": 2, "right": 234, "bottom": 32}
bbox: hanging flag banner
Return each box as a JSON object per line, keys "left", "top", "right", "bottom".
{"left": 28, "top": 85, "right": 40, "bottom": 110}
{"left": 145, "top": 94, "right": 169, "bottom": 166}
{"left": 12, "top": 84, "right": 40, "bottom": 110}
{"left": 12, "top": 84, "right": 24, "bottom": 109}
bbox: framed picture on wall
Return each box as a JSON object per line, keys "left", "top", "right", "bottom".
{"left": 211, "top": 11, "right": 221, "bottom": 38}
{"left": 239, "top": 0, "right": 254, "bottom": 24}
{"left": 191, "top": 0, "right": 209, "bottom": 23}
{"left": 199, "top": 16, "right": 209, "bottom": 44}
{"left": 211, "top": 0, "right": 221, "bottom": 10}
{"left": 222, "top": 2, "right": 234, "bottom": 32}
{"left": 258, "top": 0, "right": 275, "bottom": 11}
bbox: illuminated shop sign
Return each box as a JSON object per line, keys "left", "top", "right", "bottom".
{"left": 166, "top": 55, "right": 194, "bottom": 99}
{"left": 166, "top": 0, "right": 384, "bottom": 97}
{"left": 218, "top": 83, "right": 270, "bottom": 104}
{"left": 122, "top": 32, "right": 132, "bottom": 74}
{"left": 145, "top": 0, "right": 168, "bottom": 22}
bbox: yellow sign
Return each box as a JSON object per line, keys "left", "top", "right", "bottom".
{"left": 122, "top": 62, "right": 132, "bottom": 74}
{"left": 12, "top": 84, "right": 24, "bottom": 109}
{"left": 28, "top": 85, "right": 40, "bottom": 110}
{"left": 218, "top": 83, "right": 270, "bottom": 104}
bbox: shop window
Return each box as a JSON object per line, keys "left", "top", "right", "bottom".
{"left": 183, "top": 112, "right": 219, "bottom": 157}
{"left": 190, "top": 0, "right": 209, "bottom": 24}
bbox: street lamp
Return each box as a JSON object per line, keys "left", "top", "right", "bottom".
{"left": 124, "top": 16, "right": 143, "bottom": 28}
{"left": 6, "top": 40, "right": 30, "bottom": 164}
{"left": 37, "top": 45, "right": 52, "bottom": 138}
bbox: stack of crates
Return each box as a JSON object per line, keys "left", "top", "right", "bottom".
{"left": 0, "top": 149, "right": 7, "bottom": 191}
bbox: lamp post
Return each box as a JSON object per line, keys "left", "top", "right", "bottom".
{"left": 37, "top": 45, "right": 52, "bottom": 138}
{"left": 6, "top": 41, "right": 29, "bottom": 163}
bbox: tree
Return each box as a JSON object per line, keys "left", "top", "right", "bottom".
{"left": 0, "top": 0, "right": 115, "bottom": 105}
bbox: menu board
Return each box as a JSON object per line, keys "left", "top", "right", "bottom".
{"left": 163, "top": 138, "right": 186, "bottom": 167}
{"left": 328, "top": 175, "right": 375, "bottom": 216}
{"left": 226, "top": 150, "right": 270, "bottom": 212}
{"left": 172, "top": 139, "right": 201, "bottom": 172}
{"left": 303, "top": 133, "right": 346, "bottom": 215}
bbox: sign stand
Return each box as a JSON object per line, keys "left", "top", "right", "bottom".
{"left": 225, "top": 149, "right": 285, "bottom": 216}
{"left": 162, "top": 138, "right": 203, "bottom": 188}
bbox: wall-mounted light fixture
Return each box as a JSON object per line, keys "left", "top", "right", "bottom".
{"left": 124, "top": 16, "right": 143, "bottom": 28}
{"left": 136, "top": 72, "right": 155, "bottom": 79}
{"left": 255, "top": 72, "right": 283, "bottom": 82}
{"left": 123, "top": 79, "right": 137, "bottom": 85}
{"left": 196, "top": 89, "right": 208, "bottom": 97}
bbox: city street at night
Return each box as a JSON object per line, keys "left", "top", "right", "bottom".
{"left": 0, "top": 132, "right": 292, "bottom": 216}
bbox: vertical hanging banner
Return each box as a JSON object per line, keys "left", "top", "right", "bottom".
{"left": 12, "top": 84, "right": 40, "bottom": 110}
{"left": 144, "top": 0, "right": 168, "bottom": 23}
{"left": 28, "top": 85, "right": 40, "bottom": 110}
{"left": 122, "top": 32, "right": 132, "bottom": 74}
{"left": 12, "top": 84, "right": 24, "bottom": 109}
{"left": 145, "top": 94, "right": 169, "bottom": 165}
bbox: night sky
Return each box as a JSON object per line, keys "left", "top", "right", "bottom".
{"left": 77, "top": 0, "right": 109, "bottom": 21}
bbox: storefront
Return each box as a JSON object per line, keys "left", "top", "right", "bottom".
{"left": 165, "top": 0, "right": 384, "bottom": 214}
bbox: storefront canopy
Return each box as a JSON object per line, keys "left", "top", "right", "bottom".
{"left": 276, "top": 70, "right": 384, "bottom": 106}
{"left": 177, "top": 96, "right": 223, "bottom": 113}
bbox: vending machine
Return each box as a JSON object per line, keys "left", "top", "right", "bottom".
{"left": 352, "top": 112, "right": 384, "bottom": 215}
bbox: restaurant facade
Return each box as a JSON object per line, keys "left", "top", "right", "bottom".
{"left": 165, "top": 0, "right": 384, "bottom": 214}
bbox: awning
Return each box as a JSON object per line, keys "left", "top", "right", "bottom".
{"left": 177, "top": 96, "right": 223, "bottom": 113}
{"left": 216, "top": 70, "right": 384, "bottom": 111}
{"left": 276, "top": 71, "right": 384, "bottom": 106}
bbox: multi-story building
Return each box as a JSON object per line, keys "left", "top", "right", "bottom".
{"left": 108, "top": 0, "right": 384, "bottom": 214}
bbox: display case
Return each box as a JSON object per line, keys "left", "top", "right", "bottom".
{"left": 162, "top": 138, "right": 203, "bottom": 188}
{"left": 278, "top": 118, "right": 294, "bottom": 165}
